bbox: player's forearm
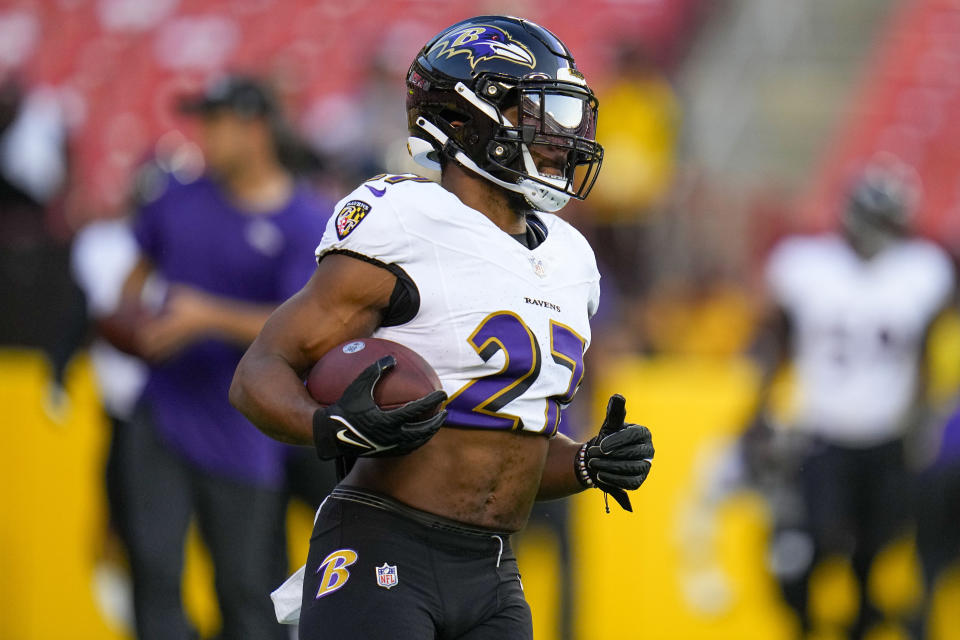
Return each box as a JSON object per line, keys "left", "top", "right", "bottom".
{"left": 748, "top": 306, "right": 791, "bottom": 401}
{"left": 121, "top": 256, "right": 154, "bottom": 302}
{"left": 536, "top": 433, "right": 586, "bottom": 500}
{"left": 230, "top": 347, "right": 318, "bottom": 445}
{"left": 201, "top": 295, "right": 276, "bottom": 346}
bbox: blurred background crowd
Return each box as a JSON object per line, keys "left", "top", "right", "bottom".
{"left": 3, "top": 0, "right": 960, "bottom": 639}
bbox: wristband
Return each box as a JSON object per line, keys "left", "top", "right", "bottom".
{"left": 576, "top": 442, "right": 594, "bottom": 488}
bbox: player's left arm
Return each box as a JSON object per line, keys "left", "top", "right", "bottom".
{"left": 537, "top": 433, "right": 589, "bottom": 500}
{"left": 537, "top": 395, "right": 654, "bottom": 511}
{"left": 534, "top": 245, "right": 654, "bottom": 509}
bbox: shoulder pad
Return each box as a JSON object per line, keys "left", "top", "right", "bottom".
{"left": 315, "top": 180, "right": 411, "bottom": 266}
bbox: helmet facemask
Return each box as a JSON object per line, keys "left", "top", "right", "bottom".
{"left": 409, "top": 73, "right": 603, "bottom": 212}
{"left": 489, "top": 81, "right": 603, "bottom": 212}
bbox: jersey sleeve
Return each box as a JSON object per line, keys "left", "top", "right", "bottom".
{"left": 131, "top": 192, "right": 164, "bottom": 262}
{"left": 588, "top": 278, "right": 601, "bottom": 318}
{"left": 274, "top": 196, "right": 329, "bottom": 299}
{"left": 130, "top": 171, "right": 177, "bottom": 263}
{"left": 315, "top": 183, "right": 412, "bottom": 267}
{"left": 764, "top": 237, "right": 809, "bottom": 309}
{"left": 71, "top": 221, "right": 140, "bottom": 316}
{"left": 913, "top": 241, "right": 956, "bottom": 316}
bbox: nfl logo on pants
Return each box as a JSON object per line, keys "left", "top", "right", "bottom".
{"left": 376, "top": 563, "right": 398, "bottom": 589}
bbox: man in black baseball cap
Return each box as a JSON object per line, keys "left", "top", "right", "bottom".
{"left": 179, "top": 73, "right": 278, "bottom": 119}
{"left": 176, "top": 74, "right": 293, "bottom": 200}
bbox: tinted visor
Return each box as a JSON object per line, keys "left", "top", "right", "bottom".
{"left": 520, "top": 89, "right": 597, "bottom": 141}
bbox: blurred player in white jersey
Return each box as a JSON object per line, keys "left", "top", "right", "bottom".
{"left": 230, "top": 15, "right": 655, "bottom": 639}
{"left": 753, "top": 159, "right": 955, "bottom": 639}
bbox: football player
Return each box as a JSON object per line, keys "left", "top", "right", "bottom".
{"left": 230, "top": 15, "right": 655, "bottom": 639}
{"left": 753, "top": 159, "right": 955, "bottom": 638}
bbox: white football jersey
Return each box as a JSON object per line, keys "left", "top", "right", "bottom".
{"left": 767, "top": 233, "right": 954, "bottom": 446}
{"left": 316, "top": 174, "right": 601, "bottom": 436}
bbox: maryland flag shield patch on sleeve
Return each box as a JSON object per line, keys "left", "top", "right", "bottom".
{"left": 335, "top": 200, "right": 372, "bottom": 240}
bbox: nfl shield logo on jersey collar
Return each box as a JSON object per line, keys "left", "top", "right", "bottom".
{"left": 376, "top": 562, "right": 398, "bottom": 589}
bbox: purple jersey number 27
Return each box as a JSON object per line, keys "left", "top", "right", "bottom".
{"left": 445, "top": 311, "right": 585, "bottom": 434}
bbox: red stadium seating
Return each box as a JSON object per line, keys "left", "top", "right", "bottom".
{"left": 0, "top": 0, "right": 703, "bottom": 224}
{"left": 803, "top": 0, "right": 960, "bottom": 245}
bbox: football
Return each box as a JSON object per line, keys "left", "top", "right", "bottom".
{"left": 306, "top": 338, "right": 442, "bottom": 411}
{"left": 95, "top": 299, "right": 154, "bottom": 357}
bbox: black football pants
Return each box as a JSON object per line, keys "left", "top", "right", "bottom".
{"left": 118, "top": 403, "right": 288, "bottom": 640}
{"left": 799, "top": 437, "right": 909, "bottom": 639}
{"left": 913, "top": 458, "right": 960, "bottom": 638}
{"left": 298, "top": 487, "right": 532, "bottom": 639}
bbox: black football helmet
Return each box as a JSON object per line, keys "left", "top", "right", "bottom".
{"left": 406, "top": 15, "right": 603, "bottom": 212}
{"left": 841, "top": 160, "right": 917, "bottom": 257}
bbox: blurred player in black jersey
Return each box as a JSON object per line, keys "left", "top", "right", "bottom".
{"left": 751, "top": 160, "right": 954, "bottom": 638}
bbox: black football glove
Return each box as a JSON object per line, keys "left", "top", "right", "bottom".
{"left": 312, "top": 355, "right": 447, "bottom": 460}
{"left": 577, "top": 394, "right": 654, "bottom": 512}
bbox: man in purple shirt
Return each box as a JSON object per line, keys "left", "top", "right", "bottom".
{"left": 118, "top": 75, "right": 328, "bottom": 640}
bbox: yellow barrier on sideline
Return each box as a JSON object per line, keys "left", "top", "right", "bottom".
{"left": 570, "top": 355, "right": 796, "bottom": 640}
{"left": 0, "top": 351, "right": 232, "bottom": 639}
{"left": 4, "top": 348, "right": 960, "bottom": 639}
{"left": 0, "top": 350, "right": 122, "bottom": 640}
{"left": 4, "top": 350, "right": 782, "bottom": 639}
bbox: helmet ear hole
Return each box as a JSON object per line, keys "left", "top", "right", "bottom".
{"left": 438, "top": 108, "right": 470, "bottom": 128}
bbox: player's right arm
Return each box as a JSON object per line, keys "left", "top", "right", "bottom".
{"left": 229, "top": 253, "right": 397, "bottom": 445}
{"left": 749, "top": 238, "right": 801, "bottom": 410}
{"left": 748, "top": 303, "right": 792, "bottom": 398}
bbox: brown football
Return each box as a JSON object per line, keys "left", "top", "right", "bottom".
{"left": 306, "top": 338, "right": 442, "bottom": 411}
{"left": 95, "top": 299, "right": 154, "bottom": 357}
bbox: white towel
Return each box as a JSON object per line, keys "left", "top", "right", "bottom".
{"left": 271, "top": 564, "right": 306, "bottom": 624}
{"left": 271, "top": 498, "right": 328, "bottom": 624}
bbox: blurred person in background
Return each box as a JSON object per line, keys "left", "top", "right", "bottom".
{"left": 0, "top": 73, "right": 86, "bottom": 416}
{"left": 115, "top": 74, "right": 329, "bottom": 640}
{"left": 751, "top": 158, "right": 955, "bottom": 639}
{"left": 587, "top": 40, "right": 681, "bottom": 349}
{"left": 70, "top": 199, "right": 149, "bottom": 630}
{"left": 913, "top": 312, "right": 960, "bottom": 638}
